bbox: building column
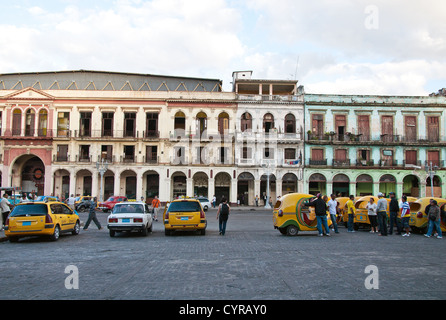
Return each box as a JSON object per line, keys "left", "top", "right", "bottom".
{"left": 230, "top": 179, "right": 237, "bottom": 206}
{"left": 91, "top": 170, "right": 99, "bottom": 198}
{"left": 186, "top": 178, "right": 194, "bottom": 198}
{"left": 45, "top": 165, "right": 53, "bottom": 196}
{"left": 276, "top": 179, "right": 283, "bottom": 199}
{"left": 69, "top": 171, "right": 76, "bottom": 197}
{"left": 114, "top": 171, "right": 121, "bottom": 197}
{"left": 349, "top": 182, "right": 356, "bottom": 197}
{"left": 208, "top": 178, "right": 215, "bottom": 202}
{"left": 373, "top": 181, "right": 380, "bottom": 196}
{"left": 136, "top": 170, "right": 143, "bottom": 200}
{"left": 396, "top": 182, "right": 403, "bottom": 198}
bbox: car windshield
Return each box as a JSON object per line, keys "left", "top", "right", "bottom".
{"left": 198, "top": 199, "right": 208, "bottom": 202}
{"left": 10, "top": 204, "right": 48, "bottom": 217}
{"left": 106, "top": 197, "right": 116, "bottom": 201}
{"left": 168, "top": 201, "right": 201, "bottom": 213}
{"left": 113, "top": 204, "right": 144, "bottom": 214}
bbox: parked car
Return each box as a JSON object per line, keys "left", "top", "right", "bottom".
{"left": 163, "top": 199, "right": 206, "bottom": 236}
{"left": 4, "top": 201, "right": 81, "bottom": 242}
{"left": 196, "top": 197, "right": 211, "bottom": 211}
{"left": 75, "top": 198, "right": 94, "bottom": 212}
{"left": 98, "top": 196, "right": 127, "bottom": 212}
{"left": 107, "top": 201, "right": 153, "bottom": 237}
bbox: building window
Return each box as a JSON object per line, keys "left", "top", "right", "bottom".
{"left": 101, "top": 145, "right": 113, "bottom": 162}
{"left": 263, "top": 113, "right": 275, "bottom": 133}
{"left": 242, "top": 146, "right": 252, "bottom": 160}
{"left": 174, "top": 111, "right": 186, "bottom": 137}
{"left": 264, "top": 147, "right": 274, "bottom": 159}
{"left": 79, "top": 145, "right": 90, "bottom": 162}
{"left": 57, "top": 145, "right": 68, "bottom": 162}
{"left": 241, "top": 112, "right": 252, "bottom": 132}
{"left": 146, "top": 113, "right": 159, "bottom": 138}
{"left": 427, "top": 116, "right": 440, "bottom": 142}
{"left": 146, "top": 146, "right": 157, "bottom": 163}
{"left": 405, "top": 150, "right": 418, "bottom": 166}
{"left": 38, "top": 110, "right": 48, "bottom": 137}
{"left": 79, "top": 112, "right": 92, "bottom": 137}
{"left": 218, "top": 112, "right": 230, "bottom": 135}
{"left": 310, "top": 148, "right": 326, "bottom": 165}
{"left": 123, "top": 145, "right": 135, "bottom": 162}
{"left": 311, "top": 114, "right": 324, "bottom": 139}
{"left": 25, "top": 109, "right": 35, "bottom": 136}
{"left": 102, "top": 112, "right": 114, "bottom": 137}
{"left": 285, "top": 114, "right": 296, "bottom": 134}
{"left": 57, "top": 112, "right": 70, "bottom": 137}
{"left": 12, "top": 109, "right": 22, "bottom": 136}
{"left": 284, "top": 148, "right": 296, "bottom": 160}
{"left": 124, "top": 113, "right": 136, "bottom": 137}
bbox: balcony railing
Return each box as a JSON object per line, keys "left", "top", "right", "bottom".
{"left": 307, "top": 133, "right": 446, "bottom": 145}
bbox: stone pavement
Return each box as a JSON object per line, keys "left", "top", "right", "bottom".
{"left": 1, "top": 208, "right": 445, "bottom": 301}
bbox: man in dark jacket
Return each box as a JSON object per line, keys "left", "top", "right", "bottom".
{"left": 305, "top": 193, "right": 330, "bottom": 237}
{"left": 388, "top": 192, "right": 401, "bottom": 235}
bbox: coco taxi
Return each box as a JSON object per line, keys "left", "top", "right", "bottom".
{"left": 409, "top": 197, "right": 446, "bottom": 233}
{"left": 273, "top": 193, "right": 332, "bottom": 236}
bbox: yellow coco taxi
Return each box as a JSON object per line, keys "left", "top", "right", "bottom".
{"left": 409, "top": 197, "right": 446, "bottom": 233}
{"left": 163, "top": 199, "right": 207, "bottom": 235}
{"left": 273, "top": 193, "right": 332, "bottom": 236}
{"left": 4, "top": 201, "right": 81, "bottom": 242}
{"left": 334, "top": 197, "right": 350, "bottom": 225}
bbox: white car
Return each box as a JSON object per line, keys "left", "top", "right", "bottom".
{"left": 107, "top": 201, "right": 153, "bottom": 237}
{"left": 197, "top": 197, "right": 211, "bottom": 211}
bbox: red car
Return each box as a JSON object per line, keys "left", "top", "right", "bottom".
{"left": 98, "top": 196, "right": 127, "bottom": 212}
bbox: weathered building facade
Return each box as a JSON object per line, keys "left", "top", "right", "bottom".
{"left": 304, "top": 93, "right": 446, "bottom": 198}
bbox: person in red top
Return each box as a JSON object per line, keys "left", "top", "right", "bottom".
{"left": 151, "top": 196, "right": 161, "bottom": 221}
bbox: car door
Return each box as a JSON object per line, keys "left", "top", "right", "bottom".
{"left": 50, "top": 204, "right": 67, "bottom": 231}
{"left": 61, "top": 203, "right": 76, "bottom": 230}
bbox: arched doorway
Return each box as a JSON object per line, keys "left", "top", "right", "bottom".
{"left": 171, "top": 172, "right": 187, "bottom": 199}
{"left": 282, "top": 173, "right": 298, "bottom": 195}
{"left": 426, "top": 175, "right": 442, "bottom": 198}
{"left": 379, "top": 174, "right": 396, "bottom": 197}
{"left": 54, "top": 169, "right": 70, "bottom": 200}
{"left": 121, "top": 170, "right": 137, "bottom": 199}
{"left": 174, "top": 111, "right": 186, "bottom": 138}
{"left": 144, "top": 170, "right": 159, "bottom": 202}
{"left": 215, "top": 172, "right": 231, "bottom": 204}
{"left": 309, "top": 173, "right": 326, "bottom": 196}
{"left": 356, "top": 174, "right": 373, "bottom": 196}
{"left": 193, "top": 172, "right": 209, "bottom": 198}
{"left": 11, "top": 155, "right": 45, "bottom": 196}
{"left": 218, "top": 112, "right": 230, "bottom": 135}
{"left": 237, "top": 172, "right": 255, "bottom": 206}
{"left": 195, "top": 112, "right": 207, "bottom": 137}
{"left": 332, "top": 174, "right": 350, "bottom": 197}
{"left": 403, "top": 175, "right": 420, "bottom": 197}
{"left": 261, "top": 173, "right": 276, "bottom": 205}
{"left": 76, "top": 169, "right": 93, "bottom": 196}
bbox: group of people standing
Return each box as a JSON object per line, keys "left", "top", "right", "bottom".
{"left": 306, "top": 192, "right": 442, "bottom": 239}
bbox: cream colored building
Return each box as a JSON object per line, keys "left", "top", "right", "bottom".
{"left": 0, "top": 70, "right": 304, "bottom": 205}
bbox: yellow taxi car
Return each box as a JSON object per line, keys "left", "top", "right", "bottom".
{"left": 409, "top": 197, "right": 446, "bottom": 233}
{"left": 163, "top": 199, "right": 206, "bottom": 235}
{"left": 4, "top": 201, "right": 81, "bottom": 242}
{"left": 273, "top": 193, "right": 332, "bottom": 236}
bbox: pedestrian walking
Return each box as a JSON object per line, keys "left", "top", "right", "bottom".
{"left": 346, "top": 195, "right": 356, "bottom": 232}
{"left": 212, "top": 195, "right": 216, "bottom": 208}
{"left": 327, "top": 194, "right": 339, "bottom": 233}
{"left": 425, "top": 200, "right": 442, "bottom": 239}
{"left": 376, "top": 192, "right": 388, "bottom": 236}
{"left": 152, "top": 196, "right": 161, "bottom": 221}
{"left": 216, "top": 197, "right": 230, "bottom": 235}
{"left": 255, "top": 195, "right": 259, "bottom": 207}
{"left": 400, "top": 195, "right": 411, "bottom": 237}
{"left": 388, "top": 192, "right": 402, "bottom": 235}
{"left": 83, "top": 197, "right": 102, "bottom": 230}
{"left": 0, "top": 193, "right": 13, "bottom": 230}
{"left": 366, "top": 197, "right": 378, "bottom": 233}
{"left": 305, "top": 193, "right": 330, "bottom": 236}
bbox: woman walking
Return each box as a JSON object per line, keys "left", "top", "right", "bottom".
{"left": 216, "top": 198, "right": 230, "bottom": 235}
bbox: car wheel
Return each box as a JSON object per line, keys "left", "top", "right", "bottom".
{"left": 141, "top": 226, "right": 148, "bottom": 236}
{"left": 204, "top": 206, "right": 208, "bottom": 211}
{"left": 200, "top": 228, "right": 206, "bottom": 235}
{"left": 148, "top": 223, "right": 153, "bottom": 233}
{"left": 50, "top": 225, "right": 61, "bottom": 241}
{"left": 72, "top": 221, "right": 80, "bottom": 235}
{"left": 165, "top": 229, "right": 171, "bottom": 236}
{"left": 286, "top": 225, "right": 299, "bottom": 236}
{"left": 8, "top": 236, "right": 19, "bottom": 243}
{"left": 109, "top": 230, "right": 115, "bottom": 237}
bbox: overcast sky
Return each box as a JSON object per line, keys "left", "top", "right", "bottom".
{"left": 0, "top": 0, "right": 445, "bottom": 95}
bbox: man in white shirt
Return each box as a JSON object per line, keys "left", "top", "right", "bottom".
{"left": 1, "top": 193, "right": 13, "bottom": 230}
{"left": 66, "top": 194, "right": 76, "bottom": 211}
{"left": 327, "top": 194, "right": 339, "bottom": 233}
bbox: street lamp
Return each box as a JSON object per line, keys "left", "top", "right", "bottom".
{"left": 96, "top": 159, "right": 109, "bottom": 203}
{"left": 425, "top": 162, "right": 438, "bottom": 198}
